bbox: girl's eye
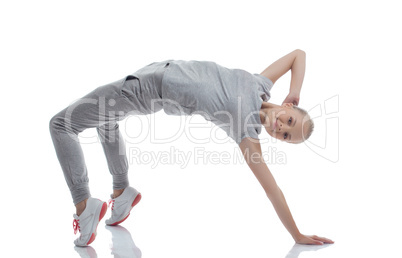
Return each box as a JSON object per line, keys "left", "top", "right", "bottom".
{"left": 284, "top": 132, "right": 288, "bottom": 139}
{"left": 288, "top": 117, "right": 292, "bottom": 125}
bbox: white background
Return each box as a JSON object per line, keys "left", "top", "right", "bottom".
{"left": 1, "top": 0, "right": 401, "bottom": 257}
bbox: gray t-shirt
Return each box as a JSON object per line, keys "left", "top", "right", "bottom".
{"left": 160, "top": 60, "right": 273, "bottom": 144}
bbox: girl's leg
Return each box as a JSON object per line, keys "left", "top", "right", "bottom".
{"left": 49, "top": 77, "right": 131, "bottom": 210}
{"left": 49, "top": 61, "right": 167, "bottom": 215}
{"left": 96, "top": 122, "right": 129, "bottom": 198}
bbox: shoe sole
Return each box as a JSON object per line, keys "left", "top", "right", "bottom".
{"left": 109, "top": 193, "right": 142, "bottom": 226}
{"left": 86, "top": 202, "right": 108, "bottom": 245}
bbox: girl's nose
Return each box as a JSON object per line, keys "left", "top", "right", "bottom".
{"left": 278, "top": 120, "right": 286, "bottom": 131}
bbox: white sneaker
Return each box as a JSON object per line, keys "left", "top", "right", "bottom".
{"left": 73, "top": 197, "right": 108, "bottom": 246}
{"left": 105, "top": 186, "right": 142, "bottom": 226}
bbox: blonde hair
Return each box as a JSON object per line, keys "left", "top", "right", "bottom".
{"left": 293, "top": 106, "right": 314, "bottom": 143}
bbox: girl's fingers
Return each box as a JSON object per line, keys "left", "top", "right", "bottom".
{"left": 305, "top": 236, "right": 323, "bottom": 245}
{"left": 320, "top": 237, "right": 334, "bottom": 244}
{"left": 297, "top": 235, "right": 334, "bottom": 245}
{"left": 303, "top": 237, "right": 322, "bottom": 245}
{"left": 311, "top": 235, "right": 334, "bottom": 244}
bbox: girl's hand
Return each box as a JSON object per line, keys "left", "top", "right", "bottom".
{"left": 294, "top": 234, "right": 335, "bottom": 245}
{"left": 282, "top": 92, "right": 300, "bottom": 106}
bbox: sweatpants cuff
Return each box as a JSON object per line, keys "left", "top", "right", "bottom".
{"left": 72, "top": 184, "right": 91, "bottom": 205}
{"left": 113, "top": 173, "right": 129, "bottom": 190}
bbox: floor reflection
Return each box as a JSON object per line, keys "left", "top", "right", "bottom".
{"left": 74, "top": 245, "right": 97, "bottom": 258}
{"left": 106, "top": 225, "right": 142, "bottom": 258}
{"left": 74, "top": 225, "right": 142, "bottom": 258}
{"left": 285, "top": 243, "right": 331, "bottom": 258}
{"left": 74, "top": 227, "right": 333, "bottom": 258}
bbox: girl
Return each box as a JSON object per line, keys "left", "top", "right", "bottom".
{"left": 49, "top": 49, "right": 334, "bottom": 246}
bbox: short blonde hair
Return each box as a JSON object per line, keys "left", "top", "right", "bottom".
{"left": 293, "top": 106, "right": 314, "bottom": 143}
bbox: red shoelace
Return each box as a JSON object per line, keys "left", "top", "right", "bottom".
{"left": 73, "top": 219, "right": 80, "bottom": 234}
{"left": 108, "top": 199, "right": 115, "bottom": 211}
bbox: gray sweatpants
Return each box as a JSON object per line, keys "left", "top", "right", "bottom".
{"left": 49, "top": 61, "right": 169, "bottom": 205}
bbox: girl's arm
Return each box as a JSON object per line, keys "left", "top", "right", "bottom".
{"left": 239, "top": 137, "right": 301, "bottom": 239}
{"left": 239, "top": 137, "right": 334, "bottom": 245}
{"left": 260, "top": 49, "right": 306, "bottom": 104}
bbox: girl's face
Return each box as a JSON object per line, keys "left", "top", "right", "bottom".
{"left": 265, "top": 103, "right": 308, "bottom": 143}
